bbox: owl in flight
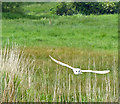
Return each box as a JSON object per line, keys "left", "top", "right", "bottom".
{"left": 49, "top": 55, "right": 110, "bottom": 75}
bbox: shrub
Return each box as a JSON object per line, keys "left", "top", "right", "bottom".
{"left": 55, "top": 2, "right": 68, "bottom": 16}
{"left": 53, "top": 2, "right": 118, "bottom": 16}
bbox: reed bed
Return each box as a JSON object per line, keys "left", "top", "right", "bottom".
{"left": 0, "top": 44, "right": 35, "bottom": 102}
{"left": 0, "top": 45, "right": 118, "bottom": 102}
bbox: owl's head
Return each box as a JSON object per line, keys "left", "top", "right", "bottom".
{"left": 73, "top": 68, "right": 82, "bottom": 75}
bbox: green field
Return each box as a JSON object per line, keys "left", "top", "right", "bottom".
{"left": 1, "top": 3, "right": 118, "bottom": 102}
{"left": 2, "top": 3, "right": 118, "bottom": 50}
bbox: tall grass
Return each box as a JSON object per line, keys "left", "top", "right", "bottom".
{"left": 0, "top": 44, "right": 118, "bottom": 102}
{"left": 0, "top": 43, "right": 35, "bottom": 102}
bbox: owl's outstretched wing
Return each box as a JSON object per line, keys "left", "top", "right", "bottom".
{"left": 49, "top": 55, "right": 74, "bottom": 70}
{"left": 49, "top": 55, "right": 110, "bottom": 74}
{"left": 81, "top": 70, "right": 110, "bottom": 74}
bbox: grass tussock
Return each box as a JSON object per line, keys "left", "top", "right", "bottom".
{"left": 0, "top": 44, "right": 35, "bottom": 102}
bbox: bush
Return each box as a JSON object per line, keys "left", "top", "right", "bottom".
{"left": 55, "top": 2, "right": 68, "bottom": 15}
{"left": 53, "top": 2, "right": 118, "bottom": 16}
{"left": 54, "top": 3, "right": 76, "bottom": 16}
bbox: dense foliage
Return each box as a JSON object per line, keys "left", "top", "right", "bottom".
{"left": 53, "top": 2, "right": 118, "bottom": 15}
{"left": 2, "top": 2, "right": 22, "bottom": 12}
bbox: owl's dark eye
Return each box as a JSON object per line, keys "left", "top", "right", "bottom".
{"left": 76, "top": 71, "right": 77, "bottom": 72}
{"left": 79, "top": 70, "right": 80, "bottom": 72}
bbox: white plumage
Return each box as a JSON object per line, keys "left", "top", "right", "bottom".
{"left": 49, "top": 55, "right": 110, "bottom": 75}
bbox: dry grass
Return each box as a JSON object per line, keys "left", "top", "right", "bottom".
{"left": 0, "top": 44, "right": 35, "bottom": 102}
{"left": 0, "top": 45, "right": 118, "bottom": 102}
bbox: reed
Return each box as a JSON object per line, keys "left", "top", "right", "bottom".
{"left": 0, "top": 43, "right": 35, "bottom": 102}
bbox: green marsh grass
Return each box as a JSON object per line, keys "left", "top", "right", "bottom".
{"left": 2, "top": 14, "right": 118, "bottom": 50}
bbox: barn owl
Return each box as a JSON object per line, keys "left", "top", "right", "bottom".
{"left": 49, "top": 55, "right": 110, "bottom": 75}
